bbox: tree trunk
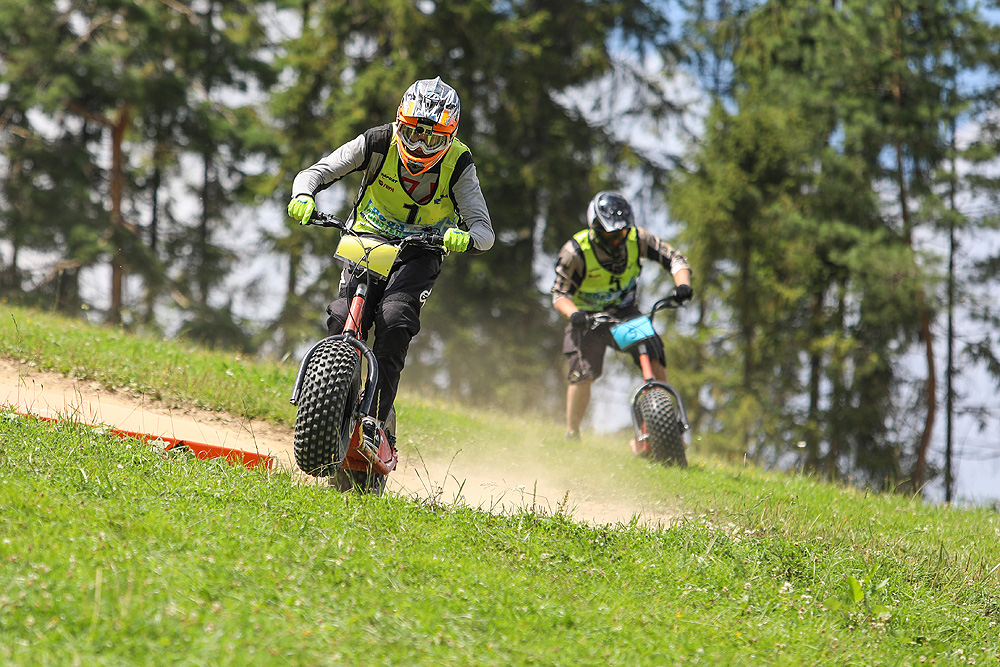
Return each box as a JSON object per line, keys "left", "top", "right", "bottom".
{"left": 888, "top": 7, "right": 936, "bottom": 495}
{"left": 109, "top": 103, "right": 131, "bottom": 325}
{"left": 199, "top": 156, "right": 211, "bottom": 308}
{"left": 806, "top": 292, "right": 823, "bottom": 470}
{"left": 912, "top": 308, "right": 936, "bottom": 492}
{"left": 1, "top": 238, "right": 18, "bottom": 295}
{"left": 143, "top": 160, "right": 162, "bottom": 324}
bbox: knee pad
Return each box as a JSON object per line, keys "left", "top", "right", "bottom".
{"left": 372, "top": 326, "right": 413, "bottom": 373}
{"left": 376, "top": 293, "right": 421, "bottom": 337}
{"left": 371, "top": 294, "right": 421, "bottom": 375}
{"left": 630, "top": 335, "right": 666, "bottom": 367}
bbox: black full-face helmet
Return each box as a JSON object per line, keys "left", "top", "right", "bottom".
{"left": 587, "top": 190, "right": 634, "bottom": 254}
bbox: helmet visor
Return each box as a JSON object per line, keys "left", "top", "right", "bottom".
{"left": 397, "top": 121, "right": 450, "bottom": 156}
{"left": 596, "top": 227, "right": 629, "bottom": 248}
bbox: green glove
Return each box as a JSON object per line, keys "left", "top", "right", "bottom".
{"left": 287, "top": 194, "right": 316, "bottom": 225}
{"left": 443, "top": 228, "right": 472, "bottom": 252}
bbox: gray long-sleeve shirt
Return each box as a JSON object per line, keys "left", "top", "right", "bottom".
{"left": 291, "top": 124, "right": 494, "bottom": 252}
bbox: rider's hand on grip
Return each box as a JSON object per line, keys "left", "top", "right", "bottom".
{"left": 569, "top": 310, "right": 591, "bottom": 331}
{"left": 673, "top": 284, "right": 693, "bottom": 304}
{"left": 443, "top": 228, "right": 472, "bottom": 252}
{"left": 287, "top": 194, "right": 316, "bottom": 225}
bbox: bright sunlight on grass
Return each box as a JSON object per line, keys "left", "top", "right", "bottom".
{"left": 1, "top": 305, "right": 999, "bottom": 665}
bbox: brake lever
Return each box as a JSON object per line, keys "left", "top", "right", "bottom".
{"left": 403, "top": 232, "right": 445, "bottom": 249}
{"left": 306, "top": 212, "right": 346, "bottom": 229}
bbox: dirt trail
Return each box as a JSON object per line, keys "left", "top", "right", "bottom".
{"left": 0, "top": 359, "right": 677, "bottom": 526}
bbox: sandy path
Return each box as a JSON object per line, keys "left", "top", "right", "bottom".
{"left": 0, "top": 359, "right": 676, "bottom": 526}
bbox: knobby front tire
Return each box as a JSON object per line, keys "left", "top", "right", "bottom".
{"left": 294, "top": 339, "right": 362, "bottom": 477}
{"left": 636, "top": 387, "right": 687, "bottom": 467}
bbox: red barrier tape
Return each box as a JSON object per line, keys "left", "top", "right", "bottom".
{"left": 9, "top": 410, "right": 276, "bottom": 470}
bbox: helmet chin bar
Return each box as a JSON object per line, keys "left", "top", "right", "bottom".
{"left": 402, "top": 158, "right": 423, "bottom": 176}
{"left": 599, "top": 228, "right": 627, "bottom": 246}
{"left": 590, "top": 229, "right": 630, "bottom": 263}
{"left": 400, "top": 150, "right": 446, "bottom": 177}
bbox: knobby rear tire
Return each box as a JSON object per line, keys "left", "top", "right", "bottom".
{"left": 636, "top": 387, "right": 687, "bottom": 467}
{"left": 294, "top": 339, "right": 362, "bottom": 477}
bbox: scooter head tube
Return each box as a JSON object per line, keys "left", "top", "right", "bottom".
{"left": 335, "top": 236, "right": 401, "bottom": 278}
{"left": 611, "top": 316, "right": 656, "bottom": 350}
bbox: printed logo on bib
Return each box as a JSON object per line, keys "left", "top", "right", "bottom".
{"left": 377, "top": 174, "right": 397, "bottom": 193}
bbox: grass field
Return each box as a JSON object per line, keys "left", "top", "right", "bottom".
{"left": 2, "top": 306, "right": 999, "bottom": 666}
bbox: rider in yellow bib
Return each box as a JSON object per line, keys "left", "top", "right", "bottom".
{"left": 288, "top": 77, "right": 494, "bottom": 432}
{"left": 552, "top": 191, "right": 692, "bottom": 441}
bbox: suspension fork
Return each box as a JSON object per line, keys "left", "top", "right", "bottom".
{"left": 342, "top": 282, "right": 381, "bottom": 417}
{"left": 631, "top": 341, "right": 690, "bottom": 432}
{"left": 344, "top": 282, "right": 367, "bottom": 337}
{"left": 637, "top": 342, "right": 655, "bottom": 383}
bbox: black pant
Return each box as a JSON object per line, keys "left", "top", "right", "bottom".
{"left": 325, "top": 246, "right": 442, "bottom": 420}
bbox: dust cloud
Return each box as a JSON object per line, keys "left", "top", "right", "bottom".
{"left": 0, "top": 358, "right": 679, "bottom": 526}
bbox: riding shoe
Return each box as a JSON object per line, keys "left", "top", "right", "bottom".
{"left": 360, "top": 416, "right": 380, "bottom": 459}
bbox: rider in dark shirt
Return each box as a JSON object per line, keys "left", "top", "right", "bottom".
{"left": 551, "top": 191, "right": 692, "bottom": 441}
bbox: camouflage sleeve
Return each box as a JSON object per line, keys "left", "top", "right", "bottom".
{"left": 551, "top": 238, "right": 586, "bottom": 305}
{"left": 636, "top": 227, "right": 691, "bottom": 277}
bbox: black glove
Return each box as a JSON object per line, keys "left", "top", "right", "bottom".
{"left": 673, "top": 284, "right": 693, "bottom": 304}
{"left": 569, "top": 310, "right": 591, "bottom": 330}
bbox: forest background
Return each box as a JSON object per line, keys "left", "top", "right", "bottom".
{"left": 2, "top": 0, "right": 999, "bottom": 505}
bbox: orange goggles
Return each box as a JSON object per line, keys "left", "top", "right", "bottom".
{"left": 397, "top": 121, "right": 450, "bottom": 154}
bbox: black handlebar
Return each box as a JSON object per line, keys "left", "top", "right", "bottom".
{"left": 403, "top": 232, "right": 446, "bottom": 249}
{"left": 306, "top": 211, "right": 445, "bottom": 250}
{"left": 651, "top": 293, "right": 684, "bottom": 314}
{"left": 305, "top": 211, "right": 347, "bottom": 229}
{"left": 587, "top": 290, "right": 686, "bottom": 328}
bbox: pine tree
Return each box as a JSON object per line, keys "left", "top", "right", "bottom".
{"left": 672, "top": 0, "right": 1000, "bottom": 491}
{"left": 267, "top": 0, "right": 682, "bottom": 411}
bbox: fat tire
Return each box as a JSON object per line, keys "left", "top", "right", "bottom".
{"left": 294, "top": 339, "right": 362, "bottom": 477}
{"left": 636, "top": 387, "right": 687, "bottom": 467}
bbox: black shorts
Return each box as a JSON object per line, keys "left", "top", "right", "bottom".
{"left": 563, "top": 305, "right": 666, "bottom": 383}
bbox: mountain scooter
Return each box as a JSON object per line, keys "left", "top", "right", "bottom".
{"left": 590, "top": 291, "right": 691, "bottom": 466}
{"left": 289, "top": 212, "right": 445, "bottom": 494}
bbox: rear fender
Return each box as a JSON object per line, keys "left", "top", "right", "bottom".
{"left": 341, "top": 422, "right": 398, "bottom": 476}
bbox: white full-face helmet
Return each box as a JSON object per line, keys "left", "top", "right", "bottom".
{"left": 395, "top": 76, "right": 461, "bottom": 176}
